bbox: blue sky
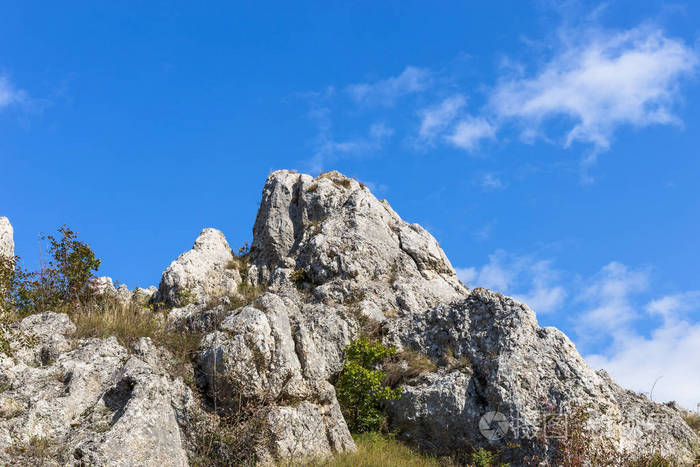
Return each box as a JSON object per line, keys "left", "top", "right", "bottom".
{"left": 1, "top": 1, "right": 699, "bottom": 408}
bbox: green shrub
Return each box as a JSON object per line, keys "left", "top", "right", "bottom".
{"left": 175, "top": 286, "right": 197, "bottom": 306}
{"left": 335, "top": 338, "right": 402, "bottom": 433}
{"left": 12, "top": 226, "right": 101, "bottom": 313}
{"left": 471, "top": 447, "right": 499, "bottom": 467}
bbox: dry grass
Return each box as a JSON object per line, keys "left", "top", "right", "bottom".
{"left": 383, "top": 350, "right": 438, "bottom": 388}
{"left": 684, "top": 413, "right": 700, "bottom": 435}
{"left": 306, "top": 433, "right": 456, "bottom": 467}
{"left": 71, "top": 298, "right": 201, "bottom": 381}
{"left": 72, "top": 299, "right": 162, "bottom": 347}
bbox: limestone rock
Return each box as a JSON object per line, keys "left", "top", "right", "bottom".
{"left": 384, "top": 288, "right": 700, "bottom": 463}
{"left": 199, "top": 292, "right": 355, "bottom": 462}
{"left": 0, "top": 314, "right": 195, "bottom": 466}
{"left": 156, "top": 228, "right": 241, "bottom": 306}
{"left": 250, "top": 170, "right": 467, "bottom": 316}
{"left": 91, "top": 277, "right": 157, "bottom": 306}
{"left": 2, "top": 170, "right": 697, "bottom": 465}
{"left": 0, "top": 217, "right": 13, "bottom": 259}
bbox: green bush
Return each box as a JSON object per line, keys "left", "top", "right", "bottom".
{"left": 471, "top": 448, "right": 499, "bottom": 467}
{"left": 13, "top": 226, "right": 101, "bottom": 313}
{"left": 335, "top": 338, "right": 402, "bottom": 433}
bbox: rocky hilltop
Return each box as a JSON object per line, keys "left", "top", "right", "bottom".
{"left": 0, "top": 171, "right": 698, "bottom": 466}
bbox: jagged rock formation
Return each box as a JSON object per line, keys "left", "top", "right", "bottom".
{"left": 0, "top": 217, "right": 12, "bottom": 259}
{"left": 0, "top": 170, "right": 698, "bottom": 465}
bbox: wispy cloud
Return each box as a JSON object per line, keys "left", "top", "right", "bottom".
{"left": 0, "top": 76, "right": 26, "bottom": 109}
{"left": 418, "top": 94, "right": 466, "bottom": 143}
{"left": 479, "top": 173, "right": 506, "bottom": 191}
{"left": 308, "top": 121, "right": 393, "bottom": 173}
{"left": 489, "top": 26, "right": 697, "bottom": 166}
{"left": 346, "top": 66, "right": 432, "bottom": 107}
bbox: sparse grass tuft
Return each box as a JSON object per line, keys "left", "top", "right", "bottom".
{"left": 71, "top": 296, "right": 202, "bottom": 381}
{"left": 306, "top": 183, "right": 319, "bottom": 193}
{"left": 307, "top": 432, "right": 456, "bottom": 467}
{"left": 228, "top": 281, "right": 268, "bottom": 310}
{"left": 383, "top": 350, "right": 438, "bottom": 388}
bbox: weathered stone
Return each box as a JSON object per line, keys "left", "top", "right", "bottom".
{"left": 251, "top": 170, "right": 467, "bottom": 315}
{"left": 0, "top": 314, "right": 195, "bottom": 467}
{"left": 384, "top": 288, "right": 699, "bottom": 463}
{"left": 0, "top": 217, "right": 12, "bottom": 259}
{"left": 156, "top": 228, "right": 241, "bottom": 306}
{"left": 199, "top": 292, "right": 355, "bottom": 462}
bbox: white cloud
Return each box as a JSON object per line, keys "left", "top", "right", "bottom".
{"left": 577, "top": 262, "right": 649, "bottom": 331}
{"left": 458, "top": 251, "right": 566, "bottom": 313}
{"left": 418, "top": 94, "right": 466, "bottom": 142}
{"left": 489, "top": 27, "right": 698, "bottom": 152}
{"left": 0, "top": 76, "right": 25, "bottom": 109}
{"left": 586, "top": 291, "right": 700, "bottom": 409}
{"left": 346, "top": 66, "right": 431, "bottom": 106}
{"left": 446, "top": 116, "right": 496, "bottom": 151}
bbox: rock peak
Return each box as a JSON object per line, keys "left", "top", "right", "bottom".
{"left": 0, "top": 216, "right": 13, "bottom": 258}
{"left": 251, "top": 169, "right": 466, "bottom": 313}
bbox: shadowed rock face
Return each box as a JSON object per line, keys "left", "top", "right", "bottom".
{"left": 1, "top": 171, "right": 698, "bottom": 465}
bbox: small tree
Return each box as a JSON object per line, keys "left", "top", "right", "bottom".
{"left": 15, "top": 226, "right": 101, "bottom": 313}
{"left": 335, "top": 338, "right": 402, "bottom": 432}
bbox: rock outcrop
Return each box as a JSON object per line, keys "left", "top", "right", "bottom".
{"left": 156, "top": 228, "right": 241, "bottom": 307}
{"left": 384, "top": 288, "right": 698, "bottom": 462}
{"left": 0, "top": 313, "right": 195, "bottom": 466}
{"left": 0, "top": 217, "right": 12, "bottom": 259}
{"left": 1, "top": 170, "right": 698, "bottom": 465}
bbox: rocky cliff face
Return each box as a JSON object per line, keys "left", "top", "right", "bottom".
{"left": 0, "top": 170, "right": 698, "bottom": 465}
